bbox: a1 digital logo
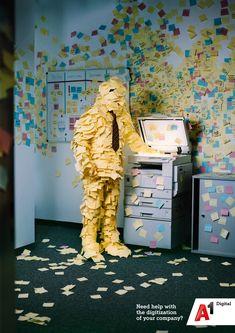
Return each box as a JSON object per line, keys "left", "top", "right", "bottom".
{"left": 187, "top": 298, "right": 235, "bottom": 326}
{"left": 195, "top": 302, "right": 213, "bottom": 321}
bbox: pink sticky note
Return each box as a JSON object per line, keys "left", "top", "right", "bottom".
{"left": 131, "top": 168, "right": 141, "bottom": 176}
{"left": 225, "top": 186, "right": 233, "bottom": 194}
{"left": 210, "top": 235, "right": 219, "bottom": 244}
{"left": 149, "top": 240, "right": 157, "bottom": 248}
{"left": 220, "top": 208, "right": 229, "bottom": 216}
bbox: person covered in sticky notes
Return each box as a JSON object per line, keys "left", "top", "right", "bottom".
{"left": 71, "top": 77, "right": 156, "bottom": 262}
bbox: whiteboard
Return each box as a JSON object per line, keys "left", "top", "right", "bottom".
{"left": 46, "top": 68, "right": 130, "bottom": 142}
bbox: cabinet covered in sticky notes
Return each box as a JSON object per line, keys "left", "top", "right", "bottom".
{"left": 124, "top": 116, "right": 192, "bottom": 249}
{"left": 192, "top": 173, "right": 235, "bottom": 258}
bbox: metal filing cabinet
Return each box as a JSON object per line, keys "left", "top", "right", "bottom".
{"left": 192, "top": 173, "right": 235, "bottom": 258}
{"left": 124, "top": 116, "right": 192, "bottom": 249}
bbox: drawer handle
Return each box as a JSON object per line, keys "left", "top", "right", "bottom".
{"left": 140, "top": 201, "right": 153, "bottom": 205}
{"left": 141, "top": 212, "right": 153, "bottom": 216}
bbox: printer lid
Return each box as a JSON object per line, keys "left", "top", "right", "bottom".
{"left": 138, "top": 116, "right": 191, "bottom": 154}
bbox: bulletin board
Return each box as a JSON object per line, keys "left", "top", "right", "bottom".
{"left": 46, "top": 68, "right": 129, "bottom": 142}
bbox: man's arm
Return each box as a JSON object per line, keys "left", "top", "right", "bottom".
{"left": 122, "top": 111, "right": 157, "bottom": 153}
{"left": 70, "top": 110, "right": 97, "bottom": 177}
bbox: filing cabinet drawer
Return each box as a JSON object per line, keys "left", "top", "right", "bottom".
{"left": 125, "top": 174, "right": 173, "bottom": 190}
{"left": 125, "top": 186, "right": 172, "bottom": 199}
{"left": 124, "top": 217, "right": 172, "bottom": 249}
{"left": 125, "top": 196, "right": 172, "bottom": 209}
{"left": 125, "top": 204, "right": 171, "bottom": 220}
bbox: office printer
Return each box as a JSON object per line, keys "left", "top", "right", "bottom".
{"left": 124, "top": 116, "right": 192, "bottom": 249}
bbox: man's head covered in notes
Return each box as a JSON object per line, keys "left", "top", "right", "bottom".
{"left": 95, "top": 76, "right": 127, "bottom": 113}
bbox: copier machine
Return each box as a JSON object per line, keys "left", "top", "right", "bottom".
{"left": 124, "top": 116, "right": 192, "bottom": 249}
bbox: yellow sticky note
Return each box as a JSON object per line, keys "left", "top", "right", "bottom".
{"left": 64, "top": 158, "right": 72, "bottom": 165}
{"left": 218, "top": 217, "right": 227, "bottom": 225}
{"left": 229, "top": 207, "right": 235, "bottom": 217}
{"left": 132, "top": 219, "right": 143, "bottom": 231}
{"left": 138, "top": 228, "right": 147, "bottom": 238}
{"left": 154, "top": 232, "right": 163, "bottom": 242}
{"left": 143, "top": 189, "right": 152, "bottom": 198}
{"left": 205, "top": 180, "right": 213, "bottom": 187}
{"left": 202, "top": 193, "right": 210, "bottom": 202}
{"left": 132, "top": 178, "right": 139, "bottom": 188}
{"left": 216, "top": 185, "right": 224, "bottom": 193}
{"left": 199, "top": 14, "right": 207, "bottom": 22}
{"left": 220, "top": 228, "right": 229, "bottom": 239}
{"left": 55, "top": 170, "right": 61, "bottom": 177}
{"left": 131, "top": 193, "right": 138, "bottom": 203}
{"left": 226, "top": 196, "right": 235, "bottom": 206}
{"left": 209, "top": 198, "right": 217, "bottom": 207}
{"left": 210, "top": 212, "right": 219, "bottom": 221}
{"left": 125, "top": 207, "right": 133, "bottom": 216}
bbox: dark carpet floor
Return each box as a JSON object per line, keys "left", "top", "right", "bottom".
{"left": 15, "top": 219, "right": 235, "bottom": 333}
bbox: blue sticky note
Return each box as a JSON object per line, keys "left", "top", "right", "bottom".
{"left": 25, "top": 77, "right": 34, "bottom": 85}
{"left": 125, "top": 35, "right": 132, "bottom": 41}
{"left": 158, "top": 224, "right": 165, "bottom": 232}
{"left": 99, "top": 25, "right": 106, "bottom": 30}
{"left": 204, "top": 224, "right": 212, "bottom": 232}
{"left": 26, "top": 138, "right": 31, "bottom": 147}
{"left": 168, "top": 24, "right": 175, "bottom": 31}
{"left": 220, "top": 74, "right": 227, "bottom": 81}
{"left": 117, "top": 29, "right": 124, "bottom": 36}
{"left": 208, "top": 187, "right": 216, "bottom": 193}
{"left": 71, "top": 86, "right": 76, "bottom": 93}
{"left": 155, "top": 199, "right": 165, "bottom": 209}
{"left": 72, "top": 94, "right": 78, "bottom": 100}
{"left": 77, "top": 87, "right": 82, "bottom": 93}
{"left": 205, "top": 38, "right": 212, "bottom": 45}
{"left": 145, "top": 19, "right": 152, "bottom": 26}
{"left": 116, "top": 3, "right": 123, "bottom": 11}
{"left": 59, "top": 62, "right": 66, "bottom": 68}
{"left": 185, "top": 50, "right": 190, "bottom": 57}
{"left": 133, "top": 27, "right": 139, "bottom": 33}
{"left": 190, "top": 0, "right": 197, "bottom": 5}
{"left": 214, "top": 18, "right": 222, "bottom": 26}
{"left": 77, "top": 32, "right": 84, "bottom": 39}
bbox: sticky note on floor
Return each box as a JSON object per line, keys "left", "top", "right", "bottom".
{"left": 132, "top": 219, "right": 143, "bottom": 230}
{"left": 220, "top": 228, "right": 229, "bottom": 239}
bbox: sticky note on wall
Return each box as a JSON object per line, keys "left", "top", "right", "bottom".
{"left": 229, "top": 207, "right": 235, "bottom": 217}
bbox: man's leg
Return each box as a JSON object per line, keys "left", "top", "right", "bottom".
{"left": 80, "top": 179, "right": 105, "bottom": 262}
{"left": 100, "top": 179, "right": 131, "bottom": 258}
